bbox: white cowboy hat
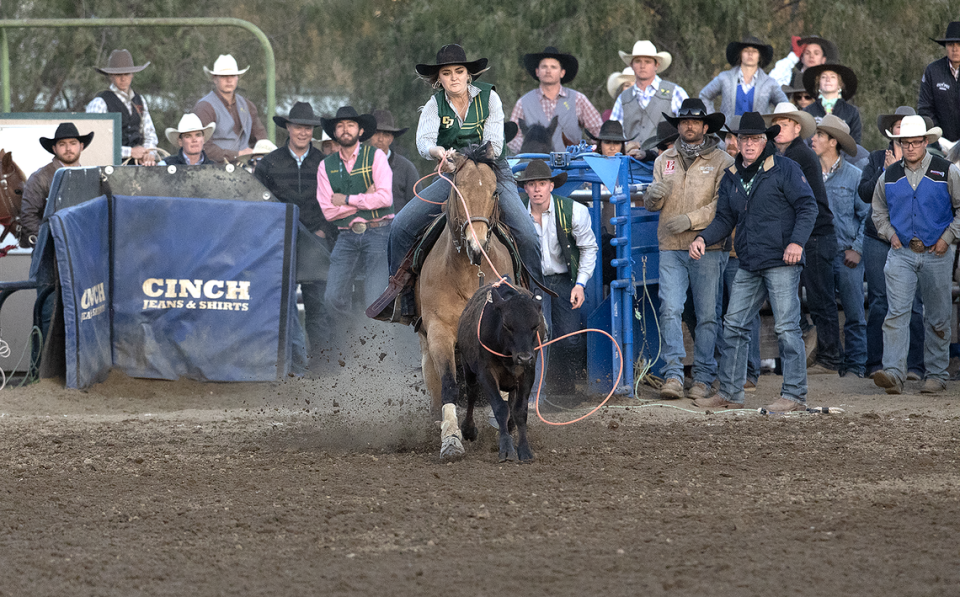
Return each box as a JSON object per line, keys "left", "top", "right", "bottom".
{"left": 886, "top": 115, "right": 942, "bottom": 143}
{"left": 165, "top": 113, "right": 216, "bottom": 145}
{"left": 618, "top": 40, "right": 672, "bottom": 73}
{"left": 762, "top": 102, "right": 817, "bottom": 139}
{"left": 203, "top": 54, "right": 249, "bottom": 76}
{"left": 606, "top": 67, "right": 634, "bottom": 99}
{"left": 250, "top": 139, "right": 277, "bottom": 157}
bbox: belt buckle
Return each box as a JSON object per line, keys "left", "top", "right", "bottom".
{"left": 351, "top": 222, "right": 367, "bottom": 235}
{"left": 909, "top": 238, "right": 925, "bottom": 253}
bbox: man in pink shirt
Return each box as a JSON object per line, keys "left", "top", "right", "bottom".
{"left": 317, "top": 106, "right": 394, "bottom": 327}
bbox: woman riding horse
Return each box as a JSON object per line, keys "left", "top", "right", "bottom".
{"left": 384, "top": 44, "right": 544, "bottom": 319}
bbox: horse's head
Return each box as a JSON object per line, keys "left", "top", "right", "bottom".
{"left": 447, "top": 142, "right": 503, "bottom": 265}
{"left": 518, "top": 116, "right": 558, "bottom": 154}
{"left": 0, "top": 150, "right": 26, "bottom": 233}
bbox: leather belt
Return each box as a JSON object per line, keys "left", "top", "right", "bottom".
{"left": 341, "top": 219, "right": 392, "bottom": 234}
{"left": 908, "top": 237, "right": 928, "bottom": 253}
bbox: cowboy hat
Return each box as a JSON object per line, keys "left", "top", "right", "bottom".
{"left": 618, "top": 40, "right": 672, "bottom": 73}
{"left": 931, "top": 21, "right": 960, "bottom": 46}
{"left": 816, "top": 114, "right": 858, "bottom": 156}
{"left": 321, "top": 106, "right": 377, "bottom": 142}
{"left": 39, "top": 123, "right": 94, "bottom": 154}
{"left": 730, "top": 111, "right": 780, "bottom": 140}
{"left": 641, "top": 120, "right": 680, "bottom": 151}
{"left": 95, "top": 49, "right": 149, "bottom": 75}
{"left": 876, "top": 106, "right": 923, "bottom": 138}
{"left": 781, "top": 71, "right": 809, "bottom": 97}
{"left": 803, "top": 63, "right": 858, "bottom": 100}
{"left": 504, "top": 121, "right": 519, "bottom": 145}
{"left": 607, "top": 67, "right": 634, "bottom": 99}
{"left": 797, "top": 36, "right": 840, "bottom": 62}
{"left": 203, "top": 54, "right": 249, "bottom": 77}
{"left": 250, "top": 139, "right": 278, "bottom": 157}
{"left": 515, "top": 159, "right": 568, "bottom": 186}
{"left": 372, "top": 109, "right": 409, "bottom": 137}
{"left": 726, "top": 36, "right": 774, "bottom": 68}
{"left": 415, "top": 44, "right": 488, "bottom": 78}
{"left": 164, "top": 113, "right": 216, "bottom": 146}
{"left": 663, "top": 98, "right": 726, "bottom": 134}
{"left": 586, "top": 120, "right": 634, "bottom": 143}
{"left": 762, "top": 102, "right": 817, "bottom": 139}
{"left": 722, "top": 115, "right": 741, "bottom": 136}
{"left": 886, "top": 115, "right": 942, "bottom": 143}
{"left": 523, "top": 46, "right": 578, "bottom": 84}
{"left": 273, "top": 101, "right": 324, "bottom": 129}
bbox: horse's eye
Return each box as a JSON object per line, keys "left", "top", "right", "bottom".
{"left": 15, "top": 190, "right": 22, "bottom": 195}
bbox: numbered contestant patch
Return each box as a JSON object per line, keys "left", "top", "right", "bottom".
{"left": 664, "top": 159, "right": 676, "bottom": 175}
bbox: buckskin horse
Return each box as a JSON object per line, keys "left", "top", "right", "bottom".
{"left": 416, "top": 142, "right": 517, "bottom": 459}
{"left": 0, "top": 150, "right": 26, "bottom": 247}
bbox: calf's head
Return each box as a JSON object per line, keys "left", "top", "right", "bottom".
{"left": 490, "top": 287, "right": 543, "bottom": 370}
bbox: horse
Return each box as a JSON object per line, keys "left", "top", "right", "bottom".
{"left": 0, "top": 150, "right": 26, "bottom": 246}
{"left": 416, "top": 142, "right": 517, "bottom": 459}
{"left": 518, "top": 117, "right": 558, "bottom": 154}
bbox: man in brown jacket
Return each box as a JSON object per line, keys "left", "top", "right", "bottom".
{"left": 643, "top": 99, "right": 734, "bottom": 400}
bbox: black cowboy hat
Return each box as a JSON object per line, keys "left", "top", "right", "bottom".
{"left": 273, "top": 101, "right": 324, "bottom": 129}
{"left": 641, "top": 120, "right": 680, "bottom": 151}
{"left": 729, "top": 111, "right": 780, "bottom": 140}
{"left": 372, "top": 109, "right": 409, "bottom": 137}
{"left": 522, "top": 46, "right": 578, "bottom": 84}
{"left": 726, "top": 36, "right": 774, "bottom": 68}
{"left": 586, "top": 120, "right": 634, "bottom": 143}
{"left": 321, "top": 106, "right": 377, "bottom": 142}
{"left": 797, "top": 36, "right": 840, "bottom": 62}
{"left": 803, "top": 63, "right": 858, "bottom": 101}
{"left": 663, "top": 98, "right": 726, "bottom": 134}
{"left": 504, "top": 121, "right": 519, "bottom": 144}
{"left": 415, "top": 44, "right": 488, "bottom": 78}
{"left": 39, "top": 122, "right": 94, "bottom": 154}
{"left": 515, "top": 159, "right": 568, "bottom": 187}
{"left": 932, "top": 21, "right": 960, "bottom": 46}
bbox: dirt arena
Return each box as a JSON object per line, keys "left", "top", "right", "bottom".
{"left": 1, "top": 325, "right": 959, "bottom": 596}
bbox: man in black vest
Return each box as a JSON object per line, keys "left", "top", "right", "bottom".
{"left": 369, "top": 109, "right": 421, "bottom": 212}
{"left": 86, "top": 49, "right": 157, "bottom": 166}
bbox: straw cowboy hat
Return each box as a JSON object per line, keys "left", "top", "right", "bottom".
{"left": 515, "top": 159, "right": 568, "bottom": 186}
{"left": 523, "top": 46, "right": 579, "bottom": 84}
{"left": 816, "top": 114, "right": 858, "bottom": 156}
{"left": 641, "top": 120, "right": 679, "bottom": 151}
{"left": 372, "top": 109, "right": 409, "bottom": 137}
{"left": 164, "top": 113, "right": 216, "bottom": 145}
{"left": 726, "top": 36, "right": 774, "bottom": 68}
{"left": 730, "top": 111, "right": 780, "bottom": 140}
{"left": 885, "top": 115, "right": 942, "bottom": 143}
{"left": 618, "top": 40, "right": 672, "bottom": 73}
{"left": 797, "top": 35, "right": 840, "bottom": 62}
{"left": 415, "top": 44, "right": 488, "bottom": 78}
{"left": 606, "top": 67, "right": 634, "bottom": 99}
{"left": 931, "top": 21, "right": 960, "bottom": 45}
{"left": 273, "top": 102, "right": 324, "bottom": 129}
{"left": 250, "top": 139, "right": 278, "bottom": 157}
{"left": 586, "top": 120, "right": 634, "bottom": 143}
{"left": 95, "top": 49, "right": 149, "bottom": 75}
{"left": 664, "top": 98, "right": 726, "bottom": 134}
{"left": 40, "top": 123, "right": 94, "bottom": 154}
{"left": 321, "top": 106, "right": 377, "bottom": 142}
{"left": 203, "top": 54, "right": 249, "bottom": 76}
{"left": 762, "top": 102, "right": 817, "bottom": 139}
{"left": 803, "top": 63, "right": 859, "bottom": 100}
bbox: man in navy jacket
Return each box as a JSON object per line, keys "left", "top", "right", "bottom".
{"left": 689, "top": 112, "right": 818, "bottom": 412}
{"left": 918, "top": 22, "right": 960, "bottom": 143}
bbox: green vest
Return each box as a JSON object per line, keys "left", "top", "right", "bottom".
{"left": 323, "top": 144, "right": 393, "bottom": 227}
{"left": 521, "top": 193, "right": 581, "bottom": 281}
{"left": 435, "top": 82, "right": 494, "bottom": 151}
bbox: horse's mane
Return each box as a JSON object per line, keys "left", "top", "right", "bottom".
{"left": 458, "top": 143, "right": 506, "bottom": 184}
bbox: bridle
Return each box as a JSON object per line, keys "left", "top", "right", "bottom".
{"left": 448, "top": 160, "right": 499, "bottom": 264}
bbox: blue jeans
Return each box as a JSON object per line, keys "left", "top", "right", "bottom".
{"left": 719, "top": 265, "right": 806, "bottom": 404}
{"left": 717, "top": 256, "right": 760, "bottom": 384}
{"left": 833, "top": 252, "right": 866, "bottom": 376}
{"left": 324, "top": 224, "right": 390, "bottom": 328}
{"left": 387, "top": 160, "right": 543, "bottom": 285}
{"left": 801, "top": 234, "right": 842, "bottom": 369}
{"left": 658, "top": 250, "right": 726, "bottom": 384}
{"left": 862, "top": 236, "right": 924, "bottom": 376}
{"left": 882, "top": 244, "right": 956, "bottom": 382}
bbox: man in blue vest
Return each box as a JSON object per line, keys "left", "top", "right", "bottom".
{"left": 192, "top": 54, "right": 268, "bottom": 164}
{"left": 871, "top": 115, "right": 960, "bottom": 395}
{"left": 518, "top": 159, "right": 597, "bottom": 391}
{"left": 86, "top": 49, "right": 157, "bottom": 166}
{"left": 508, "top": 47, "right": 603, "bottom": 153}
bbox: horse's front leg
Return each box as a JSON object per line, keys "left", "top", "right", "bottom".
{"left": 513, "top": 371, "right": 536, "bottom": 463}
{"left": 430, "top": 329, "right": 464, "bottom": 460}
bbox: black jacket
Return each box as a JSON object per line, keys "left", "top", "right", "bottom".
{"left": 388, "top": 150, "right": 421, "bottom": 212}
{"left": 254, "top": 143, "right": 333, "bottom": 237}
{"left": 857, "top": 146, "right": 889, "bottom": 242}
{"left": 918, "top": 56, "right": 960, "bottom": 142}
{"left": 780, "top": 137, "right": 834, "bottom": 237}
{"left": 804, "top": 98, "right": 862, "bottom": 144}
{"left": 701, "top": 152, "right": 818, "bottom": 272}
{"left": 160, "top": 149, "right": 210, "bottom": 166}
